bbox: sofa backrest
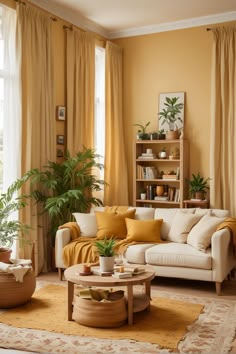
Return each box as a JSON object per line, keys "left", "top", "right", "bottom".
{"left": 154, "top": 208, "right": 230, "bottom": 240}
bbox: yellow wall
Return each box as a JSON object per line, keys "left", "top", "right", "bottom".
{"left": 1, "top": 0, "right": 235, "bottom": 203}
{"left": 113, "top": 23, "right": 234, "bottom": 203}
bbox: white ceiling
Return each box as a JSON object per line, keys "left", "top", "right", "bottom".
{"left": 31, "top": 0, "right": 236, "bottom": 38}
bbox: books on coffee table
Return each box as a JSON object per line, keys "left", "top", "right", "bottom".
{"left": 112, "top": 271, "right": 133, "bottom": 279}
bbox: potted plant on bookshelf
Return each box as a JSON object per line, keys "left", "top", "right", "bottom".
{"left": 0, "top": 177, "right": 31, "bottom": 263}
{"left": 134, "top": 121, "right": 150, "bottom": 140}
{"left": 158, "top": 97, "right": 184, "bottom": 140}
{"left": 95, "top": 236, "right": 116, "bottom": 273}
{"left": 186, "top": 172, "right": 210, "bottom": 200}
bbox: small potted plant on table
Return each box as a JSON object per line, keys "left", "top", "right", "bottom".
{"left": 95, "top": 236, "right": 116, "bottom": 272}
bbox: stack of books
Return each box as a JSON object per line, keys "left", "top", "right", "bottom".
{"left": 137, "top": 152, "right": 157, "bottom": 159}
{"left": 123, "top": 265, "right": 146, "bottom": 275}
{"left": 112, "top": 271, "right": 133, "bottom": 279}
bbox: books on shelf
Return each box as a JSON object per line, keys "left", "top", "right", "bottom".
{"left": 136, "top": 165, "right": 157, "bottom": 179}
{"left": 162, "top": 174, "right": 177, "bottom": 180}
{"left": 154, "top": 196, "right": 168, "bottom": 201}
{"left": 137, "top": 153, "right": 157, "bottom": 159}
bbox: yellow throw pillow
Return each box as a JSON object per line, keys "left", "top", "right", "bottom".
{"left": 95, "top": 209, "right": 136, "bottom": 239}
{"left": 126, "top": 218, "right": 163, "bottom": 242}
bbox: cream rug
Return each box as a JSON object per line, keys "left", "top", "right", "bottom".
{"left": 0, "top": 281, "right": 235, "bottom": 354}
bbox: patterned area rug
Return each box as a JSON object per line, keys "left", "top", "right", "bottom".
{"left": 0, "top": 281, "right": 236, "bottom": 354}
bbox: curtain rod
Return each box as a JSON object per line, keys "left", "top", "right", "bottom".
{"left": 14, "top": 0, "right": 58, "bottom": 21}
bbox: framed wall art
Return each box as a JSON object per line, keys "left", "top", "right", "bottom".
{"left": 158, "top": 92, "right": 185, "bottom": 133}
{"left": 57, "top": 135, "right": 64, "bottom": 145}
{"left": 56, "top": 106, "right": 66, "bottom": 121}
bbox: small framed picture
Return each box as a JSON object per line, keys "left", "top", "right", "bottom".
{"left": 57, "top": 148, "right": 64, "bottom": 158}
{"left": 56, "top": 106, "right": 66, "bottom": 121}
{"left": 57, "top": 135, "right": 64, "bottom": 145}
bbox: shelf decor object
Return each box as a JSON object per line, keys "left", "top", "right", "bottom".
{"left": 134, "top": 139, "right": 188, "bottom": 208}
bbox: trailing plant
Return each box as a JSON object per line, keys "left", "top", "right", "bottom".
{"left": 0, "top": 176, "right": 32, "bottom": 248}
{"left": 158, "top": 97, "right": 184, "bottom": 131}
{"left": 95, "top": 236, "right": 116, "bottom": 257}
{"left": 28, "top": 147, "right": 105, "bottom": 242}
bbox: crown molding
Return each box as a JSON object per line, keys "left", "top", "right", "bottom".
{"left": 29, "top": 0, "right": 109, "bottom": 38}
{"left": 29, "top": 1, "right": 236, "bottom": 39}
{"left": 108, "top": 11, "right": 236, "bottom": 39}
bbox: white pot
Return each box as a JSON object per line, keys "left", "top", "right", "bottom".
{"left": 158, "top": 151, "right": 167, "bottom": 159}
{"left": 140, "top": 193, "right": 146, "bottom": 200}
{"left": 99, "top": 256, "right": 115, "bottom": 272}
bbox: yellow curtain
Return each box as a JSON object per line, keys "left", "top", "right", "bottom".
{"left": 104, "top": 41, "right": 129, "bottom": 205}
{"left": 16, "top": 3, "right": 55, "bottom": 274}
{"left": 66, "top": 28, "right": 95, "bottom": 154}
{"left": 210, "top": 26, "right": 236, "bottom": 216}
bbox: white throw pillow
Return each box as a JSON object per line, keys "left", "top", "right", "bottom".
{"left": 72, "top": 213, "right": 97, "bottom": 237}
{"left": 167, "top": 210, "right": 203, "bottom": 243}
{"left": 187, "top": 213, "right": 225, "bottom": 252}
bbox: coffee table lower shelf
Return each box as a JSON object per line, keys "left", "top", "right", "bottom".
{"left": 132, "top": 293, "right": 150, "bottom": 313}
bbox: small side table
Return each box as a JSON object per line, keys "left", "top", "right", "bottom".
{"left": 183, "top": 199, "right": 209, "bottom": 209}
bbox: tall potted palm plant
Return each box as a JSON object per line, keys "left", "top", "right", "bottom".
{"left": 28, "top": 147, "right": 105, "bottom": 246}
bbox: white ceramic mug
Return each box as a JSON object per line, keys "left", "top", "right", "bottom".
{"left": 146, "top": 149, "right": 152, "bottom": 154}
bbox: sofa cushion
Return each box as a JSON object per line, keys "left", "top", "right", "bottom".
{"left": 167, "top": 211, "right": 203, "bottom": 243}
{"left": 125, "top": 218, "right": 163, "bottom": 242}
{"left": 95, "top": 209, "right": 136, "bottom": 240}
{"left": 187, "top": 212, "right": 225, "bottom": 252}
{"left": 132, "top": 207, "right": 155, "bottom": 220}
{"left": 195, "top": 208, "right": 230, "bottom": 218}
{"left": 124, "top": 243, "right": 156, "bottom": 264}
{"left": 154, "top": 208, "right": 196, "bottom": 240}
{"left": 145, "top": 243, "right": 212, "bottom": 270}
{"left": 73, "top": 213, "right": 97, "bottom": 237}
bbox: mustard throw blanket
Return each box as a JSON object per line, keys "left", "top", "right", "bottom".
{"left": 60, "top": 222, "right": 157, "bottom": 268}
{"left": 216, "top": 217, "right": 236, "bottom": 255}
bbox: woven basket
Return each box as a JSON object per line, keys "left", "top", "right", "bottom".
{"left": 0, "top": 270, "right": 36, "bottom": 308}
{"left": 72, "top": 295, "right": 127, "bottom": 328}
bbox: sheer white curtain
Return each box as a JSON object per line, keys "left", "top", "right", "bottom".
{"left": 1, "top": 6, "right": 20, "bottom": 257}
{"left": 1, "top": 6, "right": 21, "bottom": 191}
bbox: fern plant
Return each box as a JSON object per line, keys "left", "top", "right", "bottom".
{"left": 28, "top": 147, "right": 105, "bottom": 242}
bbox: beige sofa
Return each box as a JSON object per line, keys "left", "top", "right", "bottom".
{"left": 55, "top": 207, "right": 236, "bottom": 295}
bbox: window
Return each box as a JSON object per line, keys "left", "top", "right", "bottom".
{"left": 94, "top": 45, "right": 105, "bottom": 198}
{"left": 0, "top": 5, "right": 20, "bottom": 193}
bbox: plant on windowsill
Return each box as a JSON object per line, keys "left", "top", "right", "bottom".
{"left": 95, "top": 236, "right": 116, "bottom": 273}
{"left": 0, "top": 177, "right": 31, "bottom": 263}
{"left": 186, "top": 172, "right": 210, "bottom": 200}
{"left": 158, "top": 96, "right": 184, "bottom": 140}
{"left": 134, "top": 121, "right": 150, "bottom": 140}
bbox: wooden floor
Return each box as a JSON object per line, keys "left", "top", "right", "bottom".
{"left": 1, "top": 270, "right": 236, "bottom": 353}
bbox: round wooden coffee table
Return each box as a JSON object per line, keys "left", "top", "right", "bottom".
{"left": 64, "top": 265, "right": 155, "bottom": 325}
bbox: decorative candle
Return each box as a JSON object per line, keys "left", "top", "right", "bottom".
{"left": 119, "top": 266, "right": 124, "bottom": 273}
{"left": 83, "top": 264, "right": 91, "bottom": 273}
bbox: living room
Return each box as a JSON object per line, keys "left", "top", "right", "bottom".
{"left": 0, "top": 0, "right": 236, "bottom": 353}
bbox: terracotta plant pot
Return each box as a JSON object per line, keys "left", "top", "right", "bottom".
{"left": 0, "top": 248, "right": 12, "bottom": 264}
{"left": 194, "top": 192, "right": 205, "bottom": 200}
{"left": 165, "top": 130, "right": 179, "bottom": 140}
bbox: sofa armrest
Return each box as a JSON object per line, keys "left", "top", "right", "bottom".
{"left": 211, "top": 228, "right": 236, "bottom": 282}
{"left": 55, "top": 228, "right": 71, "bottom": 269}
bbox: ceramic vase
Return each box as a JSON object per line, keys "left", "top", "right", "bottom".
{"left": 99, "top": 256, "right": 115, "bottom": 272}
{"left": 156, "top": 185, "right": 164, "bottom": 197}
